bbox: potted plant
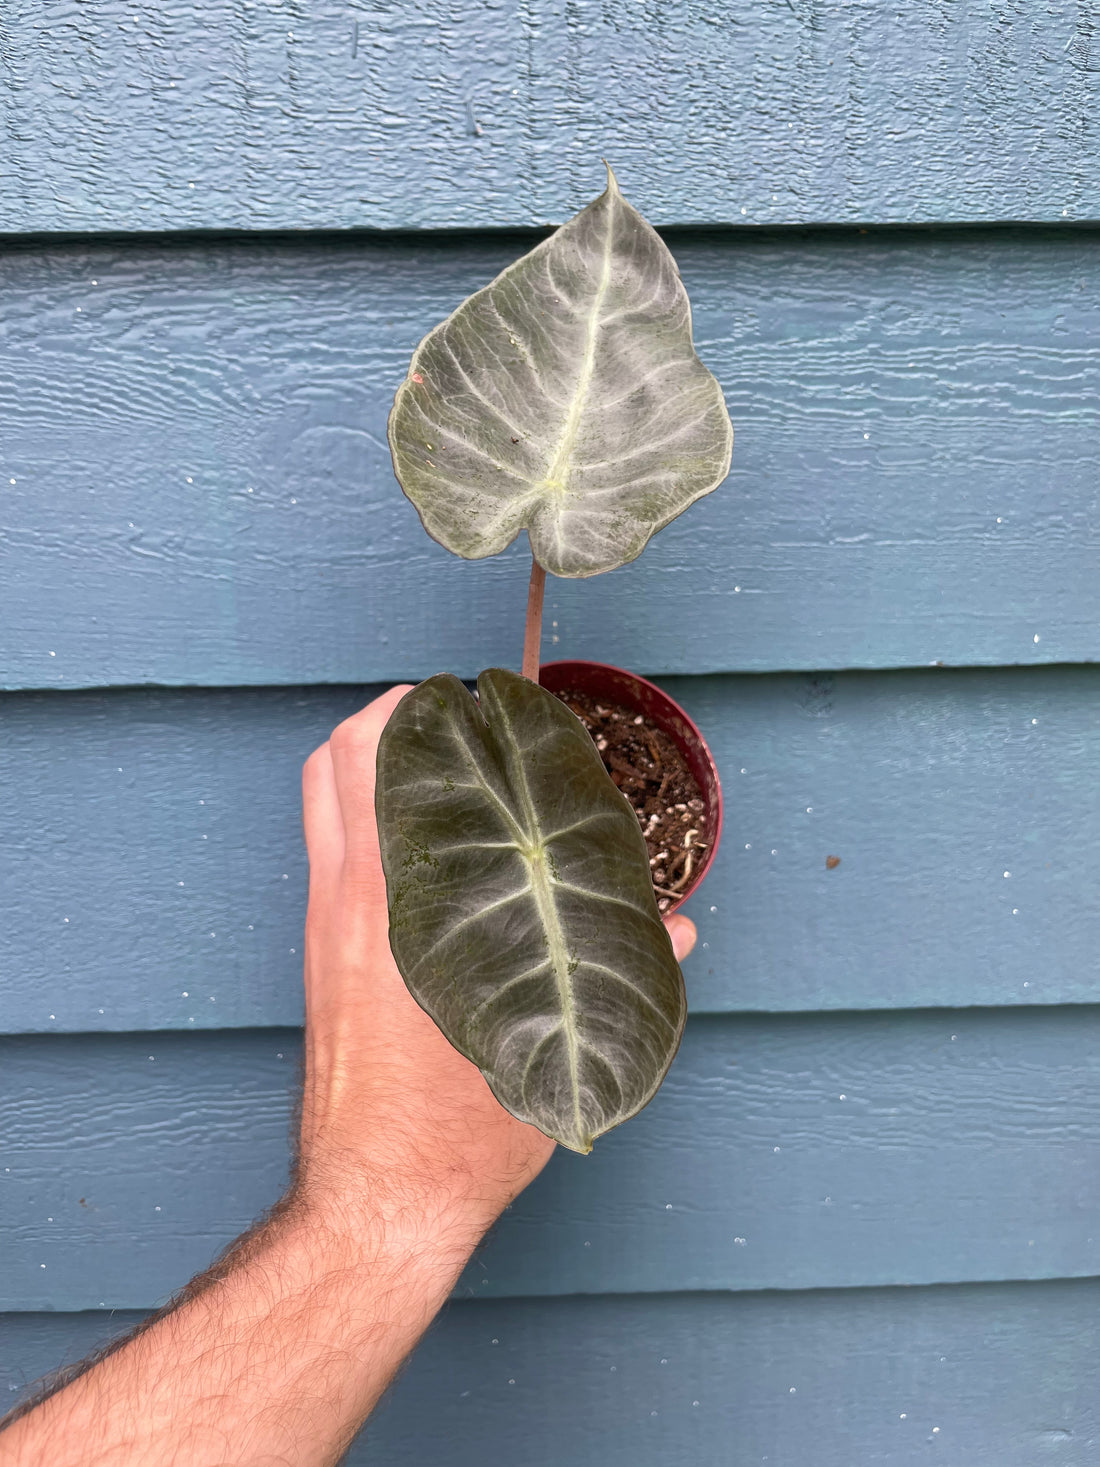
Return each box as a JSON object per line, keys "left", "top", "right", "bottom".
{"left": 376, "top": 166, "right": 732, "bottom": 1155}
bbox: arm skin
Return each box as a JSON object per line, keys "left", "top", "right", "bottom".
{"left": 0, "top": 686, "right": 696, "bottom": 1467}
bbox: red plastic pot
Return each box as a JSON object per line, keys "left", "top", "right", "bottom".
{"left": 539, "top": 659, "right": 723, "bottom": 913}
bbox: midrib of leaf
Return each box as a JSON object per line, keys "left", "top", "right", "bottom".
{"left": 525, "top": 850, "right": 587, "bottom": 1147}
{"left": 538, "top": 193, "right": 617, "bottom": 536}
{"left": 444, "top": 693, "right": 587, "bottom": 1145}
{"left": 500, "top": 720, "right": 588, "bottom": 1151}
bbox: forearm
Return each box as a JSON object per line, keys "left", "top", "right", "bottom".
{"left": 0, "top": 693, "right": 595, "bottom": 1464}
{"left": 0, "top": 1187, "right": 485, "bottom": 1467}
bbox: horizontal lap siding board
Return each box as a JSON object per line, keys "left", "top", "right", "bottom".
{"left": 3, "top": 1011, "right": 1100, "bottom": 1311}
{"left": 2, "top": 6, "right": 1094, "bottom": 1459}
{"left": 2, "top": 667, "right": 1098, "bottom": 1033}
{"left": 3, "top": 228, "right": 1100, "bottom": 689}
{"left": 1, "top": 3, "right": 1097, "bottom": 232}
{"left": 4, "top": 1282, "right": 1100, "bottom": 1464}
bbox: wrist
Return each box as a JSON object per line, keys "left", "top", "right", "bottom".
{"left": 296, "top": 1075, "right": 537, "bottom": 1248}
{"left": 287, "top": 1163, "right": 497, "bottom": 1277}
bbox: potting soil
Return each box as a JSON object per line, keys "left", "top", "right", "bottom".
{"left": 552, "top": 688, "right": 709, "bottom": 913}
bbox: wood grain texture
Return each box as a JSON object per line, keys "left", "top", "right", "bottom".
{"left": 3, "top": 1011, "right": 1099, "bottom": 1311}
{"left": 2, "top": 666, "right": 1097, "bottom": 1034}
{"left": 1, "top": 2, "right": 1097, "bottom": 233}
{"left": 4, "top": 1282, "right": 1099, "bottom": 1463}
{"left": 2, "top": 227, "right": 1099, "bottom": 688}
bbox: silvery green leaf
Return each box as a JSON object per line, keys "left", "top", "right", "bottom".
{"left": 375, "top": 668, "right": 686, "bottom": 1153}
{"left": 387, "top": 166, "right": 732, "bottom": 578}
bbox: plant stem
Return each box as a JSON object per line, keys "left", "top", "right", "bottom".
{"left": 522, "top": 557, "right": 546, "bottom": 682}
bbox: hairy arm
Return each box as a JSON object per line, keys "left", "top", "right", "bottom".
{"left": 0, "top": 686, "right": 695, "bottom": 1467}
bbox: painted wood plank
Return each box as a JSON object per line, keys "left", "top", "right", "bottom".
{"left": 1, "top": 2, "right": 1097, "bottom": 233}
{"left": 2, "top": 227, "right": 1099, "bottom": 689}
{"left": 4, "top": 1282, "right": 1099, "bottom": 1463}
{"left": 3, "top": 1010, "right": 1099, "bottom": 1311}
{"left": 3, "top": 666, "right": 1097, "bottom": 1034}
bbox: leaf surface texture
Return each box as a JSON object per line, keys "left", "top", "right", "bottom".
{"left": 388, "top": 168, "right": 732, "bottom": 576}
{"left": 376, "top": 669, "right": 687, "bottom": 1151}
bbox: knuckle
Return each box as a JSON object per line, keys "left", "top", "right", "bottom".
{"left": 330, "top": 685, "right": 413, "bottom": 754}
{"left": 329, "top": 715, "right": 370, "bottom": 755}
{"left": 302, "top": 743, "right": 330, "bottom": 781}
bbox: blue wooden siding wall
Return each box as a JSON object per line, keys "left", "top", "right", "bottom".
{"left": 2, "top": 3, "right": 1098, "bottom": 1461}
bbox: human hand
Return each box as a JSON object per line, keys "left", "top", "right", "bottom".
{"left": 297, "top": 685, "right": 696, "bottom": 1245}
{"left": 0, "top": 685, "right": 698, "bottom": 1466}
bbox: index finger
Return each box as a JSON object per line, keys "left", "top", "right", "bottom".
{"left": 327, "top": 684, "right": 415, "bottom": 866}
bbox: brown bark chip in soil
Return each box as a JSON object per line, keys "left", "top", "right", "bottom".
{"left": 553, "top": 688, "right": 709, "bottom": 912}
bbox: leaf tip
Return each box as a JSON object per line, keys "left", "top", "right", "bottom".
{"left": 558, "top": 1132, "right": 594, "bottom": 1156}
{"left": 601, "top": 158, "right": 621, "bottom": 197}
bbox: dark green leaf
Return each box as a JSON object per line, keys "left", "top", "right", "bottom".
{"left": 375, "top": 668, "right": 686, "bottom": 1153}
{"left": 387, "top": 166, "right": 732, "bottom": 578}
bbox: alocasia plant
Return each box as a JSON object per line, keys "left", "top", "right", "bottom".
{"left": 377, "top": 166, "right": 732, "bottom": 1153}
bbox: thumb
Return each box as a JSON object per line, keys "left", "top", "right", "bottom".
{"left": 663, "top": 913, "right": 697, "bottom": 963}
